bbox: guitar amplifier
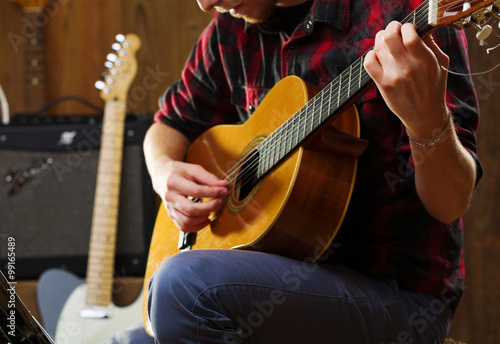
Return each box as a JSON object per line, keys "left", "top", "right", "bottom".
{"left": 0, "top": 114, "right": 156, "bottom": 279}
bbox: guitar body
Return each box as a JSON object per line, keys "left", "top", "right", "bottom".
{"left": 142, "top": 75, "right": 368, "bottom": 334}
{"left": 55, "top": 281, "right": 142, "bottom": 344}
{"left": 37, "top": 268, "right": 83, "bottom": 338}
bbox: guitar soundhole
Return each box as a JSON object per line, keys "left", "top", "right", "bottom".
{"left": 233, "top": 149, "right": 260, "bottom": 202}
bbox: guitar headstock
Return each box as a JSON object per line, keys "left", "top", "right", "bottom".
{"left": 15, "top": 0, "right": 51, "bottom": 12}
{"left": 96, "top": 33, "right": 141, "bottom": 103}
{"left": 431, "top": 0, "right": 500, "bottom": 38}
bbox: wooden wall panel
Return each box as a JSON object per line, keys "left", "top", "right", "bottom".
{"left": 0, "top": 0, "right": 212, "bottom": 117}
{"left": 0, "top": 0, "right": 28, "bottom": 116}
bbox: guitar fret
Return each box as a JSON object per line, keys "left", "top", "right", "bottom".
{"left": 315, "top": 94, "right": 322, "bottom": 127}
{"left": 291, "top": 116, "right": 297, "bottom": 151}
{"left": 273, "top": 134, "right": 279, "bottom": 165}
{"left": 263, "top": 142, "right": 270, "bottom": 176}
{"left": 359, "top": 55, "right": 364, "bottom": 89}
{"left": 257, "top": 145, "right": 263, "bottom": 178}
{"left": 348, "top": 64, "right": 353, "bottom": 101}
{"left": 264, "top": 143, "right": 270, "bottom": 178}
{"left": 265, "top": 143, "right": 270, "bottom": 177}
{"left": 88, "top": 254, "right": 116, "bottom": 264}
{"left": 292, "top": 115, "right": 297, "bottom": 150}
{"left": 337, "top": 72, "right": 342, "bottom": 108}
{"left": 280, "top": 125, "right": 286, "bottom": 160}
{"left": 302, "top": 104, "right": 308, "bottom": 143}
{"left": 326, "top": 86, "right": 332, "bottom": 124}
{"left": 283, "top": 121, "right": 289, "bottom": 158}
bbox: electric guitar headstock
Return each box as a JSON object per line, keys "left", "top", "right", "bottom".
{"left": 14, "top": 0, "right": 51, "bottom": 12}
{"left": 95, "top": 33, "right": 141, "bottom": 104}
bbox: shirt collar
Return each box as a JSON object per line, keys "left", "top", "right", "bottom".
{"left": 243, "top": 0, "right": 350, "bottom": 34}
{"left": 312, "top": 0, "right": 350, "bottom": 32}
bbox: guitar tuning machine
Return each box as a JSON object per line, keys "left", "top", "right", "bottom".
{"left": 106, "top": 53, "right": 118, "bottom": 63}
{"left": 458, "top": 16, "right": 493, "bottom": 41}
{"left": 115, "top": 34, "right": 132, "bottom": 50}
{"left": 115, "top": 34, "right": 125, "bottom": 43}
{"left": 95, "top": 80, "right": 109, "bottom": 94}
{"left": 453, "top": 2, "right": 500, "bottom": 44}
{"left": 111, "top": 42, "right": 122, "bottom": 52}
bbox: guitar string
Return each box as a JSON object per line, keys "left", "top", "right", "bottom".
{"left": 214, "top": 0, "right": 476, "bottom": 193}
{"left": 222, "top": 0, "right": 433, "bottom": 189}
{"left": 217, "top": 0, "right": 433, "bottom": 191}
{"left": 220, "top": 0, "right": 436, "bottom": 190}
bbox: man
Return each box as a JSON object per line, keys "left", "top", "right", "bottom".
{"left": 140, "top": 0, "right": 481, "bottom": 343}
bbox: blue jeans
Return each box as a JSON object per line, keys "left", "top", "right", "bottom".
{"left": 147, "top": 249, "right": 454, "bottom": 344}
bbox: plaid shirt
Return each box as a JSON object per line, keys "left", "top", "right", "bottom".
{"left": 155, "top": 0, "right": 482, "bottom": 301}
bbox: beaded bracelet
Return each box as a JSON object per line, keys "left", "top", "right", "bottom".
{"left": 405, "top": 113, "right": 452, "bottom": 147}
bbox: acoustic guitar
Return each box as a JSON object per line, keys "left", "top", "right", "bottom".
{"left": 36, "top": 34, "right": 142, "bottom": 344}
{"left": 142, "top": 0, "right": 499, "bottom": 336}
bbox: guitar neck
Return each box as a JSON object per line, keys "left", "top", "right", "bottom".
{"left": 257, "top": 0, "right": 435, "bottom": 179}
{"left": 86, "top": 101, "right": 127, "bottom": 306}
{"left": 21, "top": 13, "right": 48, "bottom": 113}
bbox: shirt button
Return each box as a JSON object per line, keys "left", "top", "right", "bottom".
{"left": 305, "top": 20, "right": 313, "bottom": 33}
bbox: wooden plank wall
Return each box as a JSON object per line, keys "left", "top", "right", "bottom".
{"left": 0, "top": 0, "right": 212, "bottom": 116}
{"left": 1, "top": 1, "right": 499, "bottom": 343}
{"left": 448, "top": 30, "right": 500, "bottom": 344}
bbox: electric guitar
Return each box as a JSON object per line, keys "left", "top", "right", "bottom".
{"left": 142, "top": 0, "right": 500, "bottom": 336}
{"left": 14, "top": 0, "right": 52, "bottom": 113}
{"left": 36, "top": 33, "right": 142, "bottom": 344}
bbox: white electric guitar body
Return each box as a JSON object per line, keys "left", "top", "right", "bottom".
{"left": 55, "top": 278, "right": 142, "bottom": 344}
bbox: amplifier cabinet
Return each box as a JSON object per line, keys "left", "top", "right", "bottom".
{"left": 0, "top": 115, "right": 155, "bottom": 279}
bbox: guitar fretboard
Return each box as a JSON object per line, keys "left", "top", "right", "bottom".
{"left": 86, "top": 101, "right": 127, "bottom": 306}
{"left": 256, "top": 0, "right": 433, "bottom": 179}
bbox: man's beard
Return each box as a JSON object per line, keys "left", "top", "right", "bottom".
{"left": 215, "top": 2, "right": 276, "bottom": 24}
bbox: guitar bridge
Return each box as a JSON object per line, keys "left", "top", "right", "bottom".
{"left": 80, "top": 307, "right": 112, "bottom": 319}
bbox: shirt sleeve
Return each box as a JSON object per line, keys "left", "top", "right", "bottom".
{"left": 153, "top": 16, "right": 241, "bottom": 142}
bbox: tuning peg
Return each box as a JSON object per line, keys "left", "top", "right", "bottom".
{"left": 107, "top": 53, "right": 117, "bottom": 63}
{"left": 476, "top": 24, "right": 493, "bottom": 41}
{"left": 111, "top": 42, "right": 122, "bottom": 51}
{"left": 95, "top": 80, "right": 106, "bottom": 90}
{"left": 104, "top": 61, "right": 113, "bottom": 69}
{"left": 115, "top": 34, "right": 125, "bottom": 43}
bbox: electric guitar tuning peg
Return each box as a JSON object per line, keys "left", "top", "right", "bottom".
{"left": 115, "top": 34, "right": 125, "bottom": 43}
{"left": 107, "top": 53, "right": 118, "bottom": 63}
{"left": 95, "top": 80, "right": 106, "bottom": 90}
{"left": 111, "top": 42, "right": 122, "bottom": 51}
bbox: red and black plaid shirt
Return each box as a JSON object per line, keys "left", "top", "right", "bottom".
{"left": 155, "top": 0, "right": 482, "bottom": 302}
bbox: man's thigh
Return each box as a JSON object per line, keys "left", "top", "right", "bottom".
{"left": 148, "top": 249, "right": 452, "bottom": 344}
